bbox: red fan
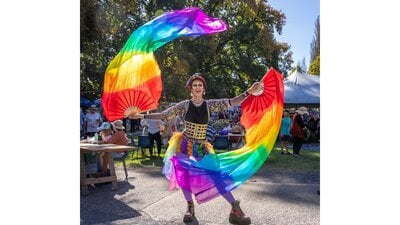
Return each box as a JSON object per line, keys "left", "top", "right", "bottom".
{"left": 102, "top": 77, "right": 162, "bottom": 122}
{"left": 240, "top": 68, "right": 284, "bottom": 129}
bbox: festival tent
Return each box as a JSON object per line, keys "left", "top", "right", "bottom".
{"left": 283, "top": 70, "right": 320, "bottom": 108}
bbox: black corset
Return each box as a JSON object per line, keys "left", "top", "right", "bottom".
{"left": 184, "top": 101, "right": 208, "bottom": 124}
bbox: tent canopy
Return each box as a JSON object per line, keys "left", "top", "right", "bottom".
{"left": 284, "top": 70, "right": 320, "bottom": 104}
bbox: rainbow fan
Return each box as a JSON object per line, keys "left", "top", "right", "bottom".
{"left": 241, "top": 67, "right": 284, "bottom": 130}
{"left": 101, "top": 7, "right": 227, "bottom": 121}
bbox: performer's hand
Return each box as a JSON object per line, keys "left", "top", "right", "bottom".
{"left": 247, "top": 81, "right": 264, "bottom": 95}
{"left": 124, "top": 106, "right": 144, "bottom": 119}
{"left": 127, "top": 113, "right": 144, "bottom": 120}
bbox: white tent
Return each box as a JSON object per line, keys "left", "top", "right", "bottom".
{"left": 284, "top": 70, "right": 320, "bottom": 105}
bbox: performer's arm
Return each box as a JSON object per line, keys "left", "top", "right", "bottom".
{"left": 139, "top": 113, "right": 165, "bottom": 120}
{"left": 127, "top": 100, "right": 188, "bottom": 120}
{"left": 229, "top": 81, "right": 263, "bottom": 106}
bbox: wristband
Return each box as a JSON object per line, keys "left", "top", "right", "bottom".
{"left": 244, "top": 90, "right": 250, "bottom": 97}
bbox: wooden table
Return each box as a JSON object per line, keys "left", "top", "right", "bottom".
{"left": 80, "top": 142, "right": 134, "bottom": 195}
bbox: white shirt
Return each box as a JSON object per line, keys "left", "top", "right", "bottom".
{"left": 85, "top": 112, "right": 102, "bottom": 132}
{"left": 141, "top": 119, "right": 164, "bottom": 134}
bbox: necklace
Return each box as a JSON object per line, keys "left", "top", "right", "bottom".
{"left": 191, "top": 98, "right": 204, "bottom": 106}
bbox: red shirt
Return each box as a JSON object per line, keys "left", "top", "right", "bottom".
{"left": 107, "top": 130, "right": 129, "bottom": 146}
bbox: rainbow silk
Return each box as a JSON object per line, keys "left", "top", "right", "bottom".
{"left": 164, "top": 68, "right": 284, "bottom": 203}
{"left": 102, "top": 7, "right": 228, "bottom": 121}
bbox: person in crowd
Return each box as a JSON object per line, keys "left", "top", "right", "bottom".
{"left": 280, "top": 110, "right": 292, "bottom": 155}
{"left": 229, "top": 122, "right": 245, "bottom": 150}
{"left": 127, "top": 73, "right": 261, "bottom": 225}
{"left": 220, "top": 120, "right": 235, "bottom": 135}
{"left": 290, "top": 106, "right": 308, "bottom": 158}
{"left": 80, "top": 107, "right": 85, "bottom": 138}
{"left": 161, "top": 118, "right": 176, "bottom": 146}
{"left": 308, "top": 111, "right": 320, "bottom": 143}
{"left": 140, "top": 117, "right": 164, "bottom": 158}
{"left": 205, "top": 122, "right": 217, "bottom": 143}
{"left": 84, "top": 105, "right": 103, "bottom": 137}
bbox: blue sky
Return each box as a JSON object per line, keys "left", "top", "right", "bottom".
{"left": 268, "top": 0, "right": 320, "bottom": 68}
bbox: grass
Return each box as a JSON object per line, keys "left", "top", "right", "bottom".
{"left": 118, "top": 138, "right": 320, "bottom": 172}
{"left": 265, "top": 147, "right": 320, "bottom": 172}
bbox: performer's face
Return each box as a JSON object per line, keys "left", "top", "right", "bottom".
{"left": 191, "top": 80, "right": 205, "bottom": 97}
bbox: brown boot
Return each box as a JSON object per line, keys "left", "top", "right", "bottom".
{"left": 183, "top": 200, "right": 195, "bottom": 223}
{"left": 229, "top": 200, "right": 251, "bottom": 225}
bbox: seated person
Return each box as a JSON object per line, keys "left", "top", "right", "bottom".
{"left": 220, "top": 121, "right": 234, "bottom": 135}
{"left": 98, "top": 120, "right": 129, "bottom": 174}
{"left": 98, "top": 122, "right": 113, "bottom": 142}
{"left": 229, "top": 124, "right": 245, "bottom": 149}
{"left": 96, "top": 122, "right": 112, "bottom": 173}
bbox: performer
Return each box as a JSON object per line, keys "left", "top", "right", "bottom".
{"left": 128, "top": 73, "right": 262, "bottom": 225}
{"left": 101, "top": 8, "right": 284, "bottom": 224}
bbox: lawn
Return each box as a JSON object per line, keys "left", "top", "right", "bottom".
{"left": 119, "top": 137, "right": 320, "bottom": 172}
{"left": 264, "top": 147, "right": 320, "bottom": 172}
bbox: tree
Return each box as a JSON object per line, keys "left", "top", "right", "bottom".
{"left": 290, "top": 61, "right": 304, "bottom": 74}
{"left": 308, "top": 15, "right": 320, "bottom": 75}
{"left": 308, "top": 55, "right": 320, "bottom": 75}
{"left": 80, "top": 0, "right": 294, "bottom": 102}
{"left": 301, "top": 57, "right": 307, "bottom": 73}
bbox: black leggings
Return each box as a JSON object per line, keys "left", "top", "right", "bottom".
{"left": 292, "top": 137, "right": 304, "bottom": 155}
{"left": 149, "top": 131, "right": 162, "bottom": 156}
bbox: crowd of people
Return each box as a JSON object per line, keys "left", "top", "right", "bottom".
{"left": 280, "top": 106, "right": 320, "bottom": 157}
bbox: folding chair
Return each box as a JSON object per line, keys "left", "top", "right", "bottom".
{"left": 213, "top": 135, "right": 230, "bottom": 151}
{"left": 135, "top": 135, "right": 152, "bottom": 158}
{"left": 112, "top": 151, "right": 129, "bottom": 180}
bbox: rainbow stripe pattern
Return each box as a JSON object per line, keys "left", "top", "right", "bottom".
{"left": 166, "top": 68, "right": 284, "bottom": 203}
{"left": 101, "top": 7, "right": 228, "bottom": 121}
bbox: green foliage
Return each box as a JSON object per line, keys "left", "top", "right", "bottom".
{"left": 309, "top": 16, "right": 320, "bottom": 64}
{"left": 80, "top": 0, "right": 294, "bottom": 101}
{"left": 308, "top": 16, "right": 320, "bottom": 76}
{"left": 308, "top": 55, "right": 320, "bottom": 75}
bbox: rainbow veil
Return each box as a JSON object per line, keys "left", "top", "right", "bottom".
{"left": 102, "top": 7, "right": 228, "bottom": 121}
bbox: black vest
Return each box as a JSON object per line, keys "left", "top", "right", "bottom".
{"left": 184, "top": 101, "right": 208, "bottom": 124}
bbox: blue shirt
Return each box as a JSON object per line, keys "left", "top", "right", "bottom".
{"left": 206, "top": 125, "right": 217, "bottom": 142}
{"left": 80, "top": 109, "right": 84, "bottom": 131}
{"left": 280, "top": 117, "right": 292, "bottom": 136}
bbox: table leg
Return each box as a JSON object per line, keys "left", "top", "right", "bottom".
{"left": 80, "top": 152, "right": 88, "bottom": 195}
{"left": 107, "top": 152, "right": 118, "bottom": 190}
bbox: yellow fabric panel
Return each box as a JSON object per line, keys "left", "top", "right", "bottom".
{"left": 104, "top": 53, "right": 161, "bottom": 92}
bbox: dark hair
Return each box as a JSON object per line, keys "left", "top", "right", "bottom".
{"left": 284, "top": 110, "right": 290, "bottom": 113}
{"left": 185, "top": 73, "right": 206, "bottom": 90}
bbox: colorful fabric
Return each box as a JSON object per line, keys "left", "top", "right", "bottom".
{"left": 101, "top": 7, "right": 228, "bottom": 121}
{"left": 163, "top": 68, "right": 284, "bottom": 204}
